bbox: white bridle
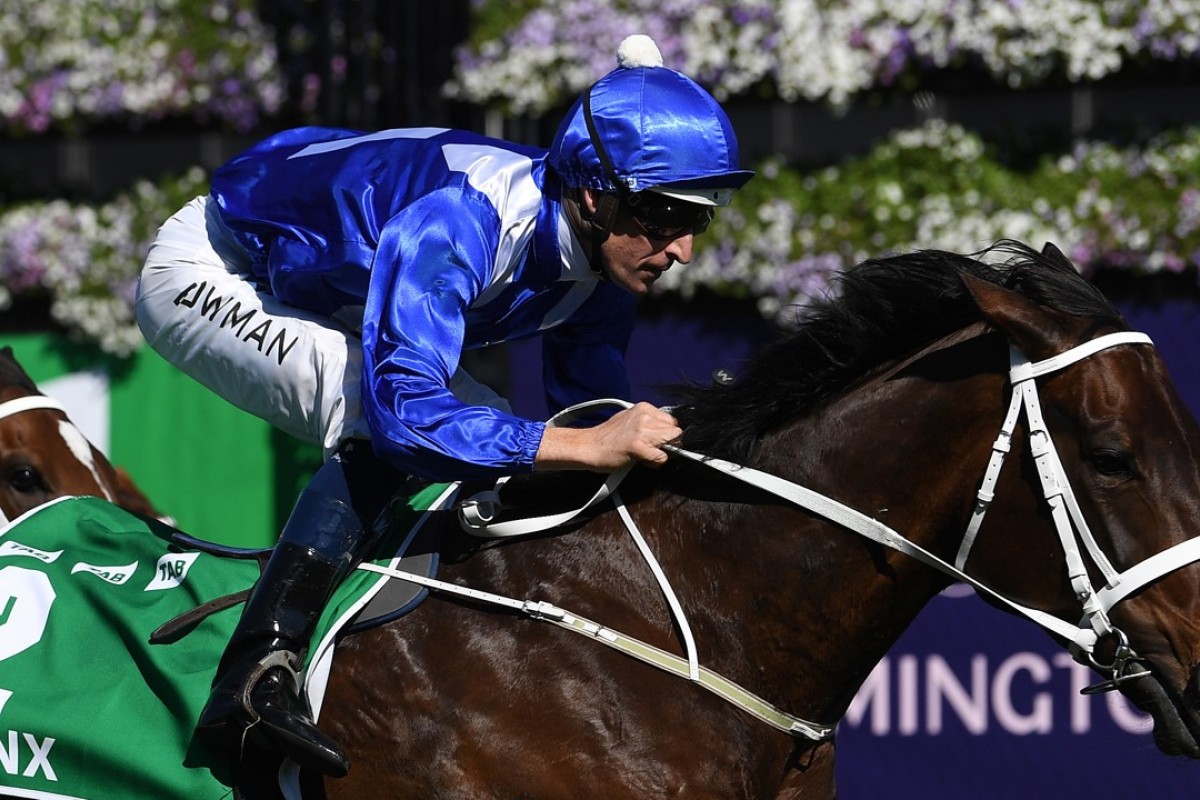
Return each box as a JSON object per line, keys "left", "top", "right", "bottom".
{"left": 373, "top": 331, "right": 1200, "bottom": 740}
{"left": 954, "top": 330, "right": 1198, "bottom": 689}
{"left": 0, "top": 395, "right": 66, "bottom": 422}
{"left": 0, "top": 395, "right": 69, "bottom": 526}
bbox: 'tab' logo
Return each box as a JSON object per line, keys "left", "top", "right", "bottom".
{"left": 144, "top": 552, "right": 200, "bottom": 591}
{"left": 70, "top": 561, "right": 137, "bottom": 585}
{"left": 0, "top": 541, "right": 63, "bottom": 563}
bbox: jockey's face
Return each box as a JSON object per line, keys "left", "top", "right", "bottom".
{"left": 581, "top": 189, "right": 697, "bottom": 296}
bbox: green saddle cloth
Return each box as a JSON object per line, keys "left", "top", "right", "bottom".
{"left": 0, "top": 484, "right": 453, "bottom": 800}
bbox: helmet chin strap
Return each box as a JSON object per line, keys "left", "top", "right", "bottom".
{"left": 573, "top": 80, "right": 634, "bottom": 279}
{"left": 564, "top": 187, "right": 619, "bottom": 279}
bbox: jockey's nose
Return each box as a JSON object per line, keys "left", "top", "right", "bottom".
{"left": 665, "top": 232, "right": 694, "bottom": 265}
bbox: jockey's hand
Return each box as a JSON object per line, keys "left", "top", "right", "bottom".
{"left": 535, "top": 402, "right": 682, "bottom": 472}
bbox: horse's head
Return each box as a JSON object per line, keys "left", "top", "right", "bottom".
{"left": 0, "top": 347, "right": 163, "bottom": 523}
{"left": 953, "top": 244, "right": 1200, "bottom": 758}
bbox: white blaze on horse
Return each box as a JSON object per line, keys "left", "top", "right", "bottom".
{"left": 0, "top": 346, "right": 163, "bottom": 524}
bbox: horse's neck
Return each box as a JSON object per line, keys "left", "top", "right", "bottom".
{"left": 647, "top": 347, "right": 1008, "bottom": 722}
{"left": 648, "top": 482, "right": 948, "bottom": 722}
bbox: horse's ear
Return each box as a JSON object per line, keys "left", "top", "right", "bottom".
{"left": 961, "top": 272, "right": 1068, "bottom": 360}
{"left": 1040, "top": 241, "right": 1073, "bottom": 270}
{"left": 0, "top": 347, "right": 39, "bottom": 391}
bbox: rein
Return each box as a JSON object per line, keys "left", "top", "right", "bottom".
{"left": 358, "top": 330, "right": 1200, "bottom": 741}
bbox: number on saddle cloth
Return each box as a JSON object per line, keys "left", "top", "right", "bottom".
{"left": 0, "top": 496, "right": 263, "bottom": 797}
{"left": 0, "top": 483, "right": 455, "bottom": 799}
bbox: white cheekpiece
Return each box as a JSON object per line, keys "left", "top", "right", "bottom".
{"left": 135, "top": 195, "right": 509, "bottom": 457}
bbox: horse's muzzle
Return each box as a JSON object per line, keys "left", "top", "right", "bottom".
{"left": 1122, "top": 663, "right": 1200, "bottom": 758}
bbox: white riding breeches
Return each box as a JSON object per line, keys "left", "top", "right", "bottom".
{"left": 135, "top": 195, "right": 510, "bottom": 457}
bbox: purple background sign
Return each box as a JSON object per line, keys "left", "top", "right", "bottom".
{"left": 507, "top": 293, "right": 1200, "bottom": 797}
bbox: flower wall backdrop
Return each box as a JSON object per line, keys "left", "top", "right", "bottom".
{"left": 451, "top": 0, "right": 1200, "bottom": 112}
{"left": 0, "top": 0, "right": 283, "bottom": 134}
{"left": 2, "top": 0, "right": 1198, "bottom": 354}
{"left": 5, "top": 120, "right": 1196, "bottom": 353}
{"left": 0, "top": 169, "right": 208, "bottom": 355}
{"left": 664, "top": 121, "right": 1200, "bottom": 321}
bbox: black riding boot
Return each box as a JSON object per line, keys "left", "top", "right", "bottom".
{"left": 195, "top": 441, "right": 399, "bottom": 778}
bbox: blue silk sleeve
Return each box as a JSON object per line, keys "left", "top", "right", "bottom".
{"left": 360, "top": 188, "right": 545, "bottom": 480}
{"left": 541, "top": 282, "right": 635, "bottom": 414}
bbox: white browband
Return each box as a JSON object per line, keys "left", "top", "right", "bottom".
{"left": 0, "top": 395, "right": 66, "bottom": 421}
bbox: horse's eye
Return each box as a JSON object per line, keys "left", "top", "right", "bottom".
{"left": 6, "top": 465, "right": 43, "bottom": 493}
{"left": 1089, "top": 448, "right": 1134, "bottom": 479}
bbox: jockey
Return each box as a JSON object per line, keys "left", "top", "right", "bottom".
{"left": 135, "top": 35, "right": 752, "bottom": 778}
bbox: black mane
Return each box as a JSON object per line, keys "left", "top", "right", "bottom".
{"left": 672, "top": 241, "right": 1125, "bottom": 461}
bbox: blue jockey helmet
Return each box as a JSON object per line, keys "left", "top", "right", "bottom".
{"left": 548, "top": 36, "right": 753, "bottom": 207}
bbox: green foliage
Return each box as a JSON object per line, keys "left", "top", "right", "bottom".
{"left": 467, "top": 0, "right": 544, "bottom": 47}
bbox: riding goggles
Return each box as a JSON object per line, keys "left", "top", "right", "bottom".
{"left": 626, "top": 192, "right": 715, "bottom": 240}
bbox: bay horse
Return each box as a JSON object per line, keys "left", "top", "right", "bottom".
{"left": 301, "top": 241, "right": 1200, "bottom": 798}
{"left": 0, "top": 346, "right": 163, "bottom": 523}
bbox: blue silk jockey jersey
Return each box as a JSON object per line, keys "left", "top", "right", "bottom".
{"left": 210, "top": 126, "right": 636, "bottom": 481}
